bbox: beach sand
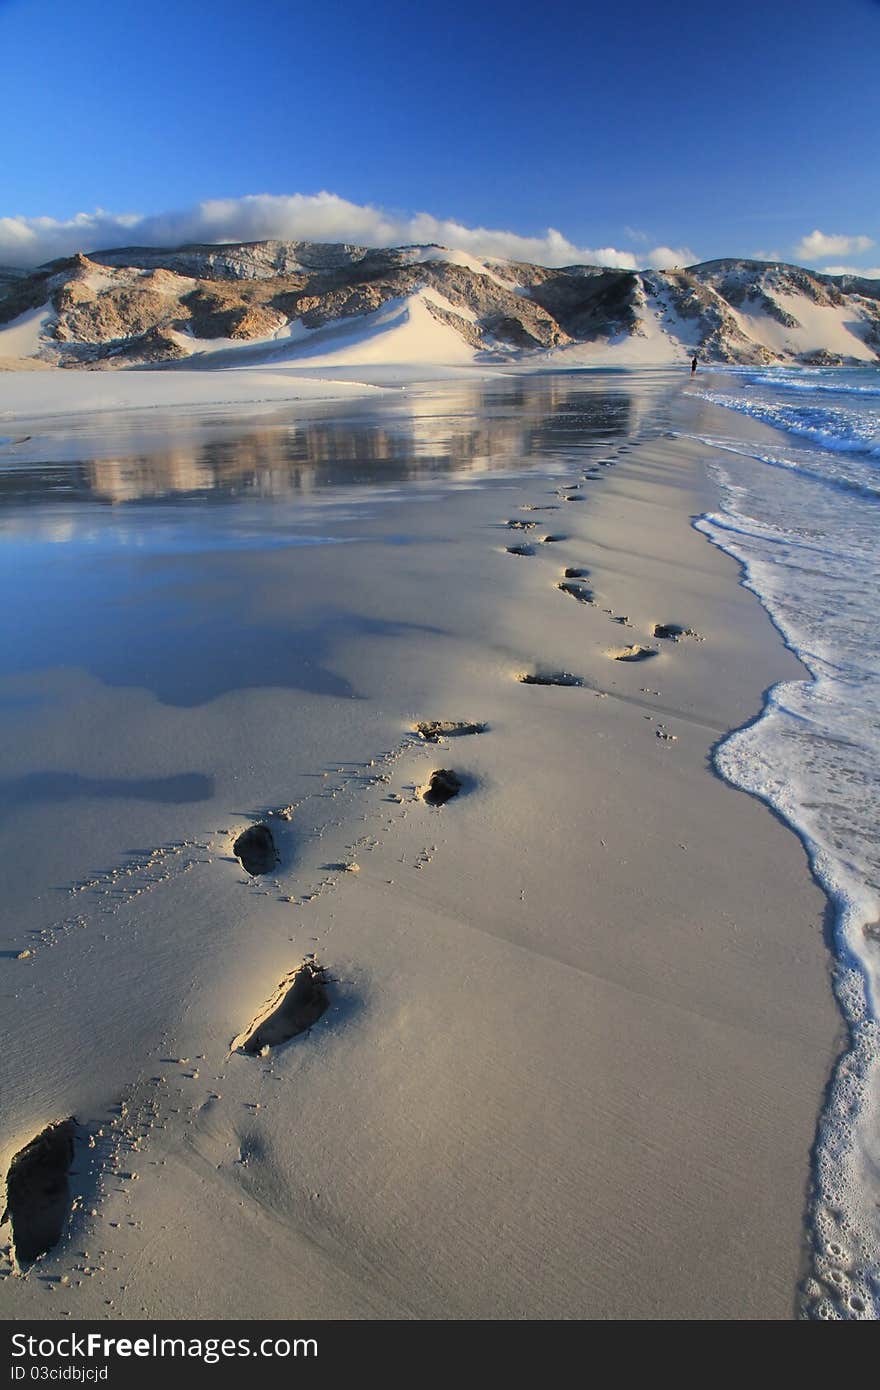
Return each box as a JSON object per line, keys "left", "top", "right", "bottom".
{"left": 0, "top": 374, "right": 839, "bottom": 1319}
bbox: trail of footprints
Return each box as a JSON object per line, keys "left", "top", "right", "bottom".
{"left": 503, "top": 446, "right": 703, "bottom": 707}
{"left": 1, "top": 720, "right": 485, "bottom": 1276}
{"left": 2, "top": 435, "right": 705, "bottom": 1283}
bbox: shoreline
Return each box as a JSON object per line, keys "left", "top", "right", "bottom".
{"left": 680, "top": 382, "right": 879, "bottom": 1317}
{"left": 0, "top": 373, "right": 840, "bottom": 1318}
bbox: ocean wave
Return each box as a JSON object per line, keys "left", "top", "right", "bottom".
{"left": 687, "top": 388, "right": 880, "bottom": 458}
{"left": 677, "top": 431, "right": 880, "bottom": 505}
{"left": 746, "top": 374, "right": 880, "bottom": 399}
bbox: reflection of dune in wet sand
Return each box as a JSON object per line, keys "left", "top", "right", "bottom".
{"left": 0, "top": 376, "right": 637, "bottom": 504}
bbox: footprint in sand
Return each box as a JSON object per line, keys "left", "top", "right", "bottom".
{"left": 563, "top": 567, "right": 590, "bottom": 579}
{"left": 506, "top": 544, "right": 535, "bottom": 557}
{"left": 413, "top": 721, "right": 486, "bottom": 743}
{"left": 556, "top": 581, "right": 595, "bottom": 605}
{"left": 419, "top": 769, "right": 464, "bottom": 806}
{"left": 517, "top": 670, "right": 584, "bottom": 687}
{"left": 233, "top": 823, "right": 279, "bottom": 876}
{"left": 653, "top": 623, "right": 704, "bottom": 642}
{"left": 231, "top": 961, "right": 329, "bottom": 1056}
{"left": 539, "top": 534, "right": 566, "bottom": 544}
{"left": 506, "top": 519, "right": 539, "bottom": 531}
{"left": 609, "top": 645, "right": 658, "bottom": 662}
{"left": 2, "top": 1119, "right": 76, "bottom": 1268}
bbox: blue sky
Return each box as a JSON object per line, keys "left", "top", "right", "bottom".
{"left": 1, "top": 0, "right": 878, "bottom": 271}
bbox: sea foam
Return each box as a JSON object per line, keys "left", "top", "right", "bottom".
{"left": 689, "top": 366, "right": 880, "bottom": 1318}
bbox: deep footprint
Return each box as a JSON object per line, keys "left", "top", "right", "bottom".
{"left": 233, "top": 961, "right": 329, "bottom": 1055}
{"left": 2, "top": 1119, "right": 75, "bottom": 1268}
{"left": 506, "top": 544, "right": 535, "bottom": 557}
{"left": 420, "top": 769, "right": 463, "bottom": 806}
{"left": 540, "top": 534, "right": 566, "bottom": 544}
{"left": 610, "top": 645, "right": 658, "bottom": 662}
{"left": 557, "top": 581, "right": 595, "bottom": 604}
{"left": 563, "top": 567, "right": 590, "bottom": 579}
{"left": 233, "top": 823, "right": 279, "bottom": 876}
{"left": 653, "top": 623, "right": 703, "bottom": 641}
{"left": 506, "top": 519, "right": 539, "bottom": 530}
{"left": 517, "top": 670, "right": 584, "bottom": 687}
{"left": 414, "top": 721, "right": 486, "bottom": 742}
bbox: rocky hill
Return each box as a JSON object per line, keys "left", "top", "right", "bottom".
{"left": 1, "top": 241, "right": 878, "bottom": 370}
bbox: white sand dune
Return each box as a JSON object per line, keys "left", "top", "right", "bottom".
{"left": 181, "top": 292, "right": 479, "bottom": 370}
{"left": 0, "top": 303, "right": 54, "bottom": 358}
{"left": 731, "top": 292, "right": 877, "bottom": 361}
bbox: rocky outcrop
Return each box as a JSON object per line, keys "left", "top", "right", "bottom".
{"left": 54, "top": 285, "right": 173, "bottom": 343}
{"left": 423, "top": 300, "right": 484, "bottom": 349}
{"left": 183, "top": 278, "right": 304, "bottom": 338}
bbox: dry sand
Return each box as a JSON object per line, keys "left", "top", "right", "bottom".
{"left": 0, "top": 377, "right": 839, "bottom": 1319}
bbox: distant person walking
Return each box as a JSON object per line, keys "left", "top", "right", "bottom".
{"left": 691, "top": 354, "right": 698, "bottom": 374}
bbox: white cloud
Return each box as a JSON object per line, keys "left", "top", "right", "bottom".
{"left": 794, "top": 228, "right": 875, "bottom": 261}
{"left": 819, "top": 264, "right": 880, "bottom": 281}
{"left": 0, "top": 192, "right": 689, "bottom": 272}
{"left": 644, "top": 245, "right": 696, "bottom": 269}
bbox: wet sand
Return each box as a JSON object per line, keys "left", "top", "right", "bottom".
{"left": 0, "top": 373, "right": 839, "bottom": 1318}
